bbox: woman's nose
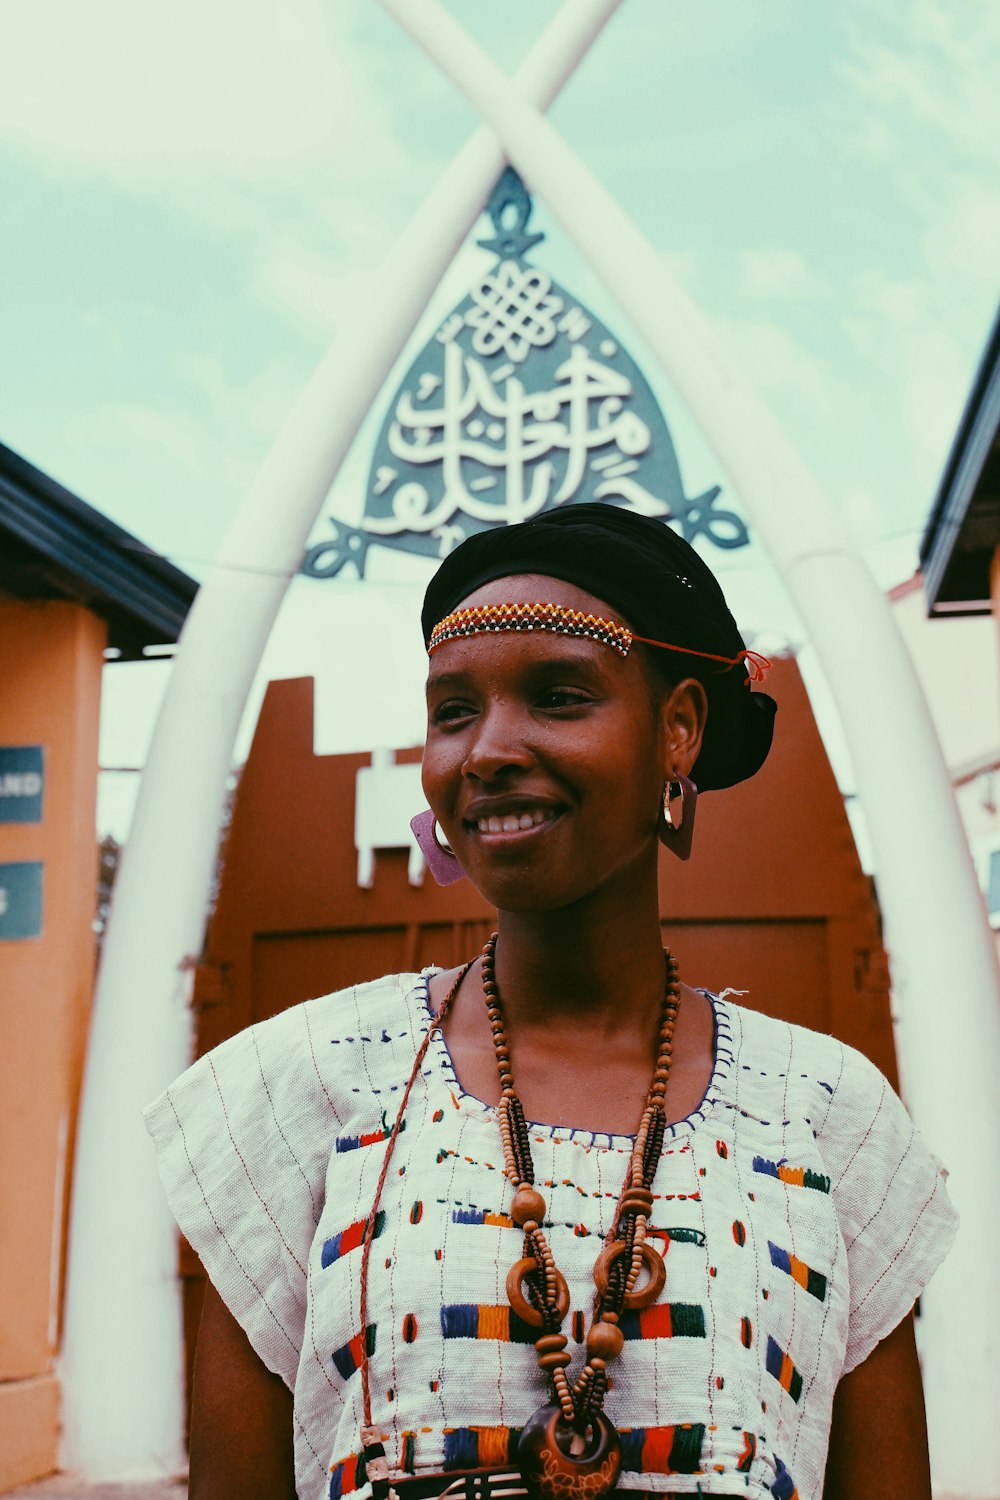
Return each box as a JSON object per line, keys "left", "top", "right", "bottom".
{"left": 461, "top": 703, "right": 534, "bottom": 780}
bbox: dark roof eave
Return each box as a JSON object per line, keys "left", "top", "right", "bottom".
{"left": 0, "top": 441, "right": 198, "bottom": 654}
{"left": 920, "top": 306, "right": 1000, "bottom": 614}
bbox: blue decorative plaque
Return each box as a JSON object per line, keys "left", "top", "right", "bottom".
{"left": 0, "top": 861, "right": 43, "bottom": 940}
{"left": 302, "top": 168, "right": 748, "bottom": 580}
{"left": 0, "top": 745, "right": 44, "bottom": 823}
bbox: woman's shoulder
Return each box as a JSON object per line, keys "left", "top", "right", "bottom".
{"left": 227, "top": 967, "right": 429, "bottom": 1055}
{"left": 274, "top": 967, "right": 428, "bottom": 1034}
{"left": 714, "top": 994, "right": 906, "bottom": 1137}
{"left": 145, "top": 969, "right": 431, "bottom": 1147}
{"left": 717, "top": 992, "right": 864, "bottom": 1077}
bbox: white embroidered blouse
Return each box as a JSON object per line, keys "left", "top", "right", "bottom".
{"left": 144, "top": 972, "right": 956, "bottom": 1500}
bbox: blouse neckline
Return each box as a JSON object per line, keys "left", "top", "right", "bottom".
{"left": 412, "top": 971, "right": 734, "bottom": 1151}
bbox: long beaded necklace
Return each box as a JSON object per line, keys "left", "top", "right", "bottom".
{"left": 358, "top": 938, "right": 680, "bottom": 1500}
{"left": 483, "top": 934, "right": 680, "bottom": 1500}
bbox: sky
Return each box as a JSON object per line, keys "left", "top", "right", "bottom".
{"left": 0, "top": 0, "right": 997, "bottom": 837}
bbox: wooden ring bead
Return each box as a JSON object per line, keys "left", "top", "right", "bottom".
{"left": 506, "top": 1257, "right": 570, "bottom": 1327}
{"left": 592, "top": 1240, "right": 665, "bottom": 1309}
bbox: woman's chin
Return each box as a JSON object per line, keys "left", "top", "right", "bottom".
{"left": 464, "top": 864, "right": 577, "bottom": 916}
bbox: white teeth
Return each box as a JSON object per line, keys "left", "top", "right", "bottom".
{"left": 476, "top": 809, "right": 553, "bottom": 833}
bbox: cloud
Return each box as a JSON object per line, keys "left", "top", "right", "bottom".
{"left": 0, "top": 0, "right": 406, "bottom": 191}
{"left": 712, "top": 314, "right": 840, "bottom": 418}
{"left": 924, "top": 182, "right": 1000, "bottom": 284}
{"left": 247, "top": 227, "right": 492, "bottom": 344}
{"left": 57, "top": 347, "right": 317, "bottom": 571}
{"left": 844, "top": 268, "right": 981, "bottom": 467}
{"left": 841, "top": 0, "right": 1000, "bottom": 165}
{"left": 740, "top": 249, "right": 823, "bottom": 302}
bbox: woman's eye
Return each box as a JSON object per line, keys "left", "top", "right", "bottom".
{"left": 538, "top": 688, "right": 591, "bottom": 710}
{"left": 431, "top": 700, "right": 476, "bottom": 725}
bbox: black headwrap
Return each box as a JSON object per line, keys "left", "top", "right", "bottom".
{"left": 421, "top": 503, "right": 776, "bottom": 790}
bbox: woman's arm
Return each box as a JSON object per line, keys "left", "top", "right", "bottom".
{"left": 189, "top": 1281, "right": 297, "bottom": 1500}
{"left": 823, "top": 1310, "right": 930, "bottom": 1500}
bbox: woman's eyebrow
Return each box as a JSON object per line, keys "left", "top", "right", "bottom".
{"left": 521, "top": 652, "right": 608, "bottom": 684}
{"left": 425, "top": 668, "right": 471, "bottom": 693}
{"left": 427, "top": 653, "right": 608, "bottom": 692}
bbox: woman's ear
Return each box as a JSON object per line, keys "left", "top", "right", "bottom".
{"left": 661, "top": 677, "right": 707, "bottom": 777}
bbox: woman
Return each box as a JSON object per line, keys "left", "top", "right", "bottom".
{"left": 146, "top": 503, "right": 956, "bottom": 1500}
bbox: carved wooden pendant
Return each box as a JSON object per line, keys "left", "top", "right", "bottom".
{"left": 516, "top": 1403, "right": 622, "bottom": 1500}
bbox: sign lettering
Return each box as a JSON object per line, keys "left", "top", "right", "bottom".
{"left": 0, "top": 746, "right": 44, "bottom": 824}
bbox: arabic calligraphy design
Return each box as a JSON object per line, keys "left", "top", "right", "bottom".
{"left": 302, "top": 167, "right": 748, "bottom": 581}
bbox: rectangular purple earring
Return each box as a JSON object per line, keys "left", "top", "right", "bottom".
{"left": 411, "top": 809, "right": 465, "bottom": 885}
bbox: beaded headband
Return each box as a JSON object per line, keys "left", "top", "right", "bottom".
{"left": 427, "top": 601, "right": 771, "bottom": 681}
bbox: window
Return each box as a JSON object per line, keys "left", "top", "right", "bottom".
{"left": 973, "top": 835, "right": 1000, "bottom": 929}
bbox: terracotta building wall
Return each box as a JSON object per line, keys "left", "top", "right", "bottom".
{"left": 0, "top": 601, "right": 104, "bottom": 1491}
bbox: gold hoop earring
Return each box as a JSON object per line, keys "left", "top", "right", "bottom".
{"left": 659, "top": 775, "right": 698, "bottom": 861}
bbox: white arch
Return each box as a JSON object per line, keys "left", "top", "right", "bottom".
{"left": 59, "top": 0, "right": 624, "bottom": 1475}
{"left": 376, "top": 3, "right": 1000, "bottom": 1493}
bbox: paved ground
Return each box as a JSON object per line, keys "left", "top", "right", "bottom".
{"left": 4, "top": 1478, "right": 186, "bottom": 1499}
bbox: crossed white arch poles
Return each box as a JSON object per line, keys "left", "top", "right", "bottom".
{"left": 62, "top": 2, "right": 1000, "bottom": 1491}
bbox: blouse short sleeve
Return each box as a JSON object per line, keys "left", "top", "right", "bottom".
{"left": 818, "top": 1043, "right": 958, "bottom": 1374}
{"left": 143, "top": 996, "right": 345, "bottom": 1389}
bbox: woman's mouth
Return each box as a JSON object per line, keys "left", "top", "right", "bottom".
{"left": 469, "top": 807, "right": 561, "bottom": 836}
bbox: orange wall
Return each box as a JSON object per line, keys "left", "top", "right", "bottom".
{"left": 0, "top": 600, "right": 105, "bottom": 1491}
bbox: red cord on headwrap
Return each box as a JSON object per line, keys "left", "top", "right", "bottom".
{"left": 629, "top": 634, "right": 772, "bottom": 682}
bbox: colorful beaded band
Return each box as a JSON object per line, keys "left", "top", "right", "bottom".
{"left": 428, "top": 602, "right": 633, "bottom": 657}
{"left": 427, "top": 601, "right": 773, "bottom": 682}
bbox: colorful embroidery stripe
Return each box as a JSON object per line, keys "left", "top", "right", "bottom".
{"left": 768, "top": 1240, "right": 828, "bottom": 1301}
{"left": 765, "top": 1336, "right": 803, "bottom": 1402}
{"left": 656, "top": 1226, "right": 705, "bottom": 1245}
{"left": 440, "top": 1304, "right": 536, "bottom": 1343}
{"left": 619, "top": 1303, "right": 707, "bottom": 1340}
{"left": 332, "top": 1325, "right": 376, "bottom": 1379}
{"left": 736, "top": 1432, "right": 756, "bottom": 1472}
{"left": 329, "top": 1452, "right": 363, "bottom": 1499}
{"left": 772, "top": 1457, "right": 800, "bottom": 1499}
{"left": 443, "top": 1426, "right": 520, "bottom": 1469}
{"left": 322, "top": 1211, "right": 386, "bottom": 1267}
{"left": 451, "top": 1207, "right": 515, "bottom": 1228}
{"left": 752, "top": 1156, "right": 831, "bottom": 1193}
{"left": 336, "top": 1119, "right": 405, "bottom": 1153}
{"left": 618, "top": 1424, "right": 705, "bottom": 1474}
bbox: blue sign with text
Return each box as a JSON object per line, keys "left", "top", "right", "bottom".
{"left": 0, "top": 861, "right": 43, "bottom": 940}
{"left": 0, "top": 745, "right": 44, "bottom": 823}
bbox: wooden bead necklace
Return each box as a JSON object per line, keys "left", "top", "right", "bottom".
{"left": 483, "top": 933, "right": 680, "bottom": 1500}
{"left": 357, "top": 942, "right": 680, "bottom": 1500}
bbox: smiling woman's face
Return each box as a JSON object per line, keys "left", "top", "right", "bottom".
{"left": 422, "top": 574, "right": 688, "bottom": 915}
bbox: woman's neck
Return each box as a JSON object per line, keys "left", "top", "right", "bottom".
{"left": 431, "top": 876, "right": 717, "bottom": 1135}
{"left": 492, "top": 882, "right": 668, "bottom": 1038}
